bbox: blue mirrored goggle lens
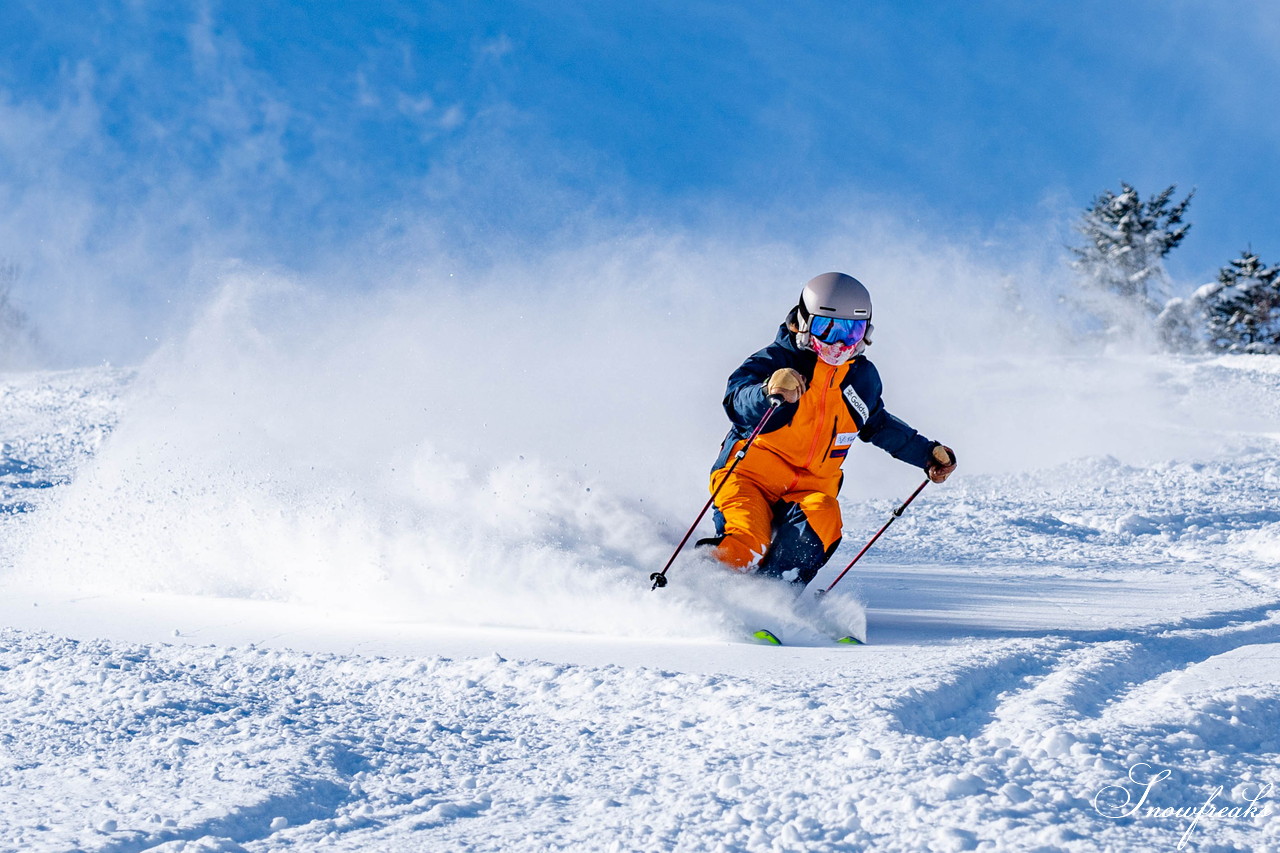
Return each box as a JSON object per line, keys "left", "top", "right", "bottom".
{"left": 810, "top": 316, "right": 867, "bottom": 346}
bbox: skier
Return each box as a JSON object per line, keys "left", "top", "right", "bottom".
{"left": 700, "top": 272, "right": 956, "bottom": 584}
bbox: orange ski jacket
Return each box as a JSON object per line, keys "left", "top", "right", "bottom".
{"left": 712, "top": 324, "right": 936, "bottom": 494}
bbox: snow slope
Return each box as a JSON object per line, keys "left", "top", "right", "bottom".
{"left": 2, "top": 345, "right": 1279, "bottom": 851}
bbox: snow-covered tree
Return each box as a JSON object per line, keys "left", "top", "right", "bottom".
{"left": 1069, "top": 183, "right": 1193, "bottom": 338}
{"left": 1198, "top": 250, "right": 1280, "bottom": 353}
{"left": 1, "top": 261, "right": 25, "bottom": 334}
{"left": 0, "top": 261, "right": 34, "bottom": 366}
{"left": 1154, "top": 296, "right": 1201, "bottom": 352}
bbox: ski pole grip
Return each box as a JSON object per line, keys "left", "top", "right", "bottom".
{"left": 766, "top": 394, "right": 784, "bottom": 408}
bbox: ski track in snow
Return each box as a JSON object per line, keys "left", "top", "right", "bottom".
{"left": 1, "top": 363, "right": 1279, "bottom": 852}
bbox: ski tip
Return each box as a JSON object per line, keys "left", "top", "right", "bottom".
{"left": 751, "top": 629, "right": 783, "bottom": 646}
{"left": 835, "top": 636, "right": 865, "bottom": 646}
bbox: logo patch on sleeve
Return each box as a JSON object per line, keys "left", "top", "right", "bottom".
{"left": 842, "top": 385, "right": 870, "bottom": 423}
{"left": 834, "top": 432, "right": 858, "bottom": 446}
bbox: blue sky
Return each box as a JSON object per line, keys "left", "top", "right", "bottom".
{"left": 1, "top": 1, "right": 1277, "bottom": 358}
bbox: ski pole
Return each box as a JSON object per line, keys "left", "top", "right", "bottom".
{"left": 651, "top": 396, "right": 784, "bottom": 590}
{"left": 815, "top": 478, "right": 930, "bottom": 597}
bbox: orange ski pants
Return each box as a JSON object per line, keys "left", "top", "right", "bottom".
{"left": 708, "top": 439, "right": 843, "bottom": 578}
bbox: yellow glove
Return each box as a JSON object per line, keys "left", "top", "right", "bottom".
{"left": 926, "top": 444, "right": 957, "bottom": 483}
{"left": 765, "top": 368, "right": 807, "bottom": 404}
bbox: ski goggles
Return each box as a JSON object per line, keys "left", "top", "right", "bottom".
{"left": 809, "top": 316, "right": 868, "bottom": 346}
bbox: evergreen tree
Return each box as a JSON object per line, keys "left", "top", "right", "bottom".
{"left": 0, "top": 261, "right": 35, "bottom": 367}
{"left": 1154, "top": 296, "right": 1201, "bottom": 352}
{"left": 1069, "top": 183, "right": 1193, "bottom": 336}
{"left": 1199, "top": 250, "right": 1280, "bottom": 353}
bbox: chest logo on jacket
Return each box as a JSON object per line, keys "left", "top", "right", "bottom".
{"left": 843, "top": 385, "right": 870, "bottom": 423}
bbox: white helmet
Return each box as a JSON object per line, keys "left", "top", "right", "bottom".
{"left": 792, "top": 272, "right": 874, "bottom": 365}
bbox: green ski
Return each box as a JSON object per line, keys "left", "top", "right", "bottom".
{"left": 751, "top": 629, "right": 783, "bottom": 645}
{"left": 751, "top": 630, "right": 865, "bottom": 646}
